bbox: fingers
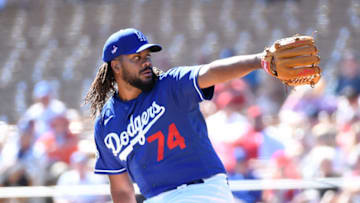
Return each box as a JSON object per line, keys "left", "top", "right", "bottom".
{"left": 275, "top": 45, "right": 318, "bottom": 58}
{"left": 274, "top": 36, "right": 314, "bottom": 51}
{"left": 277, "top": 55, "right": 320, "bottom": 68}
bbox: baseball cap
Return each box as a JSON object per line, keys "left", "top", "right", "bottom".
{"left": 102, "top": 28, "right": 162, "bottom": 62}
{"left": 33, "top": 80, "right": 52, "bottom": 98}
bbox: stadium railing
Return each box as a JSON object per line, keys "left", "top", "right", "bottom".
{"left": 0, "top": 177, "right": 359, "bottom": 198}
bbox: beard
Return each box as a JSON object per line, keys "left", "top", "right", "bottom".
{"left": 122, "top": 66, "right": 156, "bottom": 92}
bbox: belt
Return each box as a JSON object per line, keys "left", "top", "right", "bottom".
{"left": 176, "top": 179, "right": 205, "bottom": 190}
{"left": 186, "top": 179, "right": 205, "bottom": 185}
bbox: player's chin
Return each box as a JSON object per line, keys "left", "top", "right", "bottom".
{"left": 141, "top": 74, "right": 155, "bottom": 84}
{"left": 139, "top": 79, "right": 155, "bottom": 92}
{"left": 140, "top": 76, "right": 153, "bottom": 85}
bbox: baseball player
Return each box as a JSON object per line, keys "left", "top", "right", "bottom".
{"left": 85, "top": 28, "right": 320, "bottom": 203}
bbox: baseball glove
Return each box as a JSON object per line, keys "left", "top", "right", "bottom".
{"left": 261, "top": 35, "right": 321, "bottom": 87}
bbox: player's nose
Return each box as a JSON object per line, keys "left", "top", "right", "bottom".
{"left": 142, "top": 58, "right": 152, "bottom": 68}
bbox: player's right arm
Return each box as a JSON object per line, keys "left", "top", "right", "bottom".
{"left": 108, "top": 172, "right": 137, "bottom": 203}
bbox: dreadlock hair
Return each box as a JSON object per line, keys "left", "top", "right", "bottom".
{"left": 84, "top": 62, "right": 164, "bottom": 119}
{"left": 84, "top": 62, "right": 116, "bottom": 119}
{"left": 152, "top": 66, "right": 164, "bottom": 77}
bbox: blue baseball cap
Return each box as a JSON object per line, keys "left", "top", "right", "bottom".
{"left": 102, "top": 28, "right": 162, "bottom": 62}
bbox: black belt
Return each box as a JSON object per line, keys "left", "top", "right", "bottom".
{"left": 186, "top": 179, "right": 205, "bottom": 186}
{"left": 173, "top": 179, "right": 205, "bottom": 190}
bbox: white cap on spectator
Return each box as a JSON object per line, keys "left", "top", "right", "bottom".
{"left": 33, "top": 80, "right": 52, "bottom": 99}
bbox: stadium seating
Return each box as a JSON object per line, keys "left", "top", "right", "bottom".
{"left": 0, "top": 0, "right": 359, "bottom": 124}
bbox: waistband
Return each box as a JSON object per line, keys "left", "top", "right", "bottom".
{"left": 171, "top": 173, "right": 228, "bottom": 191}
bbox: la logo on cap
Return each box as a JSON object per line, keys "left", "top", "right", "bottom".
{"left": 135, "top": 31, "right": 147, "bottom": 42}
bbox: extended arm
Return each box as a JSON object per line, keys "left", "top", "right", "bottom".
{"left": 198, "top": 53, "right": 264, "bottom": 89}
{"left": 108, "top": 172, "right": 137, "bottom": 203}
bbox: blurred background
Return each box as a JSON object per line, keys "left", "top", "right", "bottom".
{"left": 0, "top": 0, "right": 360, "bottom": 202}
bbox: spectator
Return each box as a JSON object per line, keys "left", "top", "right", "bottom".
{"left": 263, "top": 150, "right": 301, "bottom": 202}
{"left": 335, "top": 86, "right": 360, "bottom": 128}
{"left": 18, "top": 80, "right": 67, "bottom": 139}
{"left": 207, "top": 84, "right": 251, "bottom": 172}
{"left": 35, "top": 110, "right": 79, "bottom": 165}
{"left": 1, "top": 119, "right": 47, "bottom": 186}
{"left": 228, "top": 147, "right": 262, "bottom": 203}
{"left": 2, "top": 163, "right": 31, "bottom": 187}
{"left": 233, "top": 105, "right": 284, "bottom": 161}
{"left": 2, "top": 164, "right": 32, "bottom": 203}
{"left": 318, "top": 157, "right": 341, "bottom": 196}
{"left": 335, "top": 50, "right": 360, "bottom": 95}
{"left": 1, "top": 119, "right": 48, "bottom": 203}
{"left": 301, "top": 126, "right": 338, "bottom": 179}
{"left": 55, "top": 151, "right": 109, "bottom": 203}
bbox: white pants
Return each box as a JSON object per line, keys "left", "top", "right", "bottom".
{"left": 144, "top": 173, "right": 234, "bottom": 203}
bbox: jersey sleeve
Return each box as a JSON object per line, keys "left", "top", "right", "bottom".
{"left": 93, "top": 116, "right": 126, "bottom": 175}
{"left": 163, "top": 65, "right": 214, "bottom": 108}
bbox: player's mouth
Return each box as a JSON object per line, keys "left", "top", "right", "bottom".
{"left": 141, "top": 67, "right": 153, "bottom": 77}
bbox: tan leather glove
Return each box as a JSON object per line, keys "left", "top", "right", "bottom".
{"left": 261, "top": 35, "right": 321, "bottom": 87}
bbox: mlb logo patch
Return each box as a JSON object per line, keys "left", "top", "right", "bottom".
{"left": 111, "top": 45, "right": 118, "bottom": 54}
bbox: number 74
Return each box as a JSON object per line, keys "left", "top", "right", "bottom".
{"left": 146, "top": 123, "right": 186, "bottom": 162}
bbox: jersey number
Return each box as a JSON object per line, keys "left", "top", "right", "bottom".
{"left": 146, "top": 123, "right": 186, "bottom": 161}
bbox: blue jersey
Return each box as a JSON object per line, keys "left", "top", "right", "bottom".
{"left": 94, "top": 65, "right": 226, "bottom": 198}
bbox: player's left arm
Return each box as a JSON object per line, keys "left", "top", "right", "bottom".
{"left": 198, "top": 53, "right": 264, "bottom": 89}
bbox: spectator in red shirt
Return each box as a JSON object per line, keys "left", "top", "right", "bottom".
{"left": 36, "top": 110, "right": 78, "bottom": 164}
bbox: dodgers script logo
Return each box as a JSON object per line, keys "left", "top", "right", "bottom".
{"left": 104, "top": 101, "right": 165, "bottom": 161}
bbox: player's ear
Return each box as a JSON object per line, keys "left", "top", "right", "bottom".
{"left": 110, "top": 60, "right": 121, "bottom": 73}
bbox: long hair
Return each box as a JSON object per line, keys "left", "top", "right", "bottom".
{"left": 84, "top": 62, "right": 116, "bottom": 118}
{"left": 84, "top": 63, "right": 164, "bottom": 119}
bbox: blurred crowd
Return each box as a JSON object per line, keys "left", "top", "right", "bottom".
{"left": 0, "top": 49, "right": 359, "bottom": 203}
{"left": 0, "top": 80, "right": 109, "bottom": 203}
{"left": 203, "top": 49, "right": 360, "bottom": 203}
